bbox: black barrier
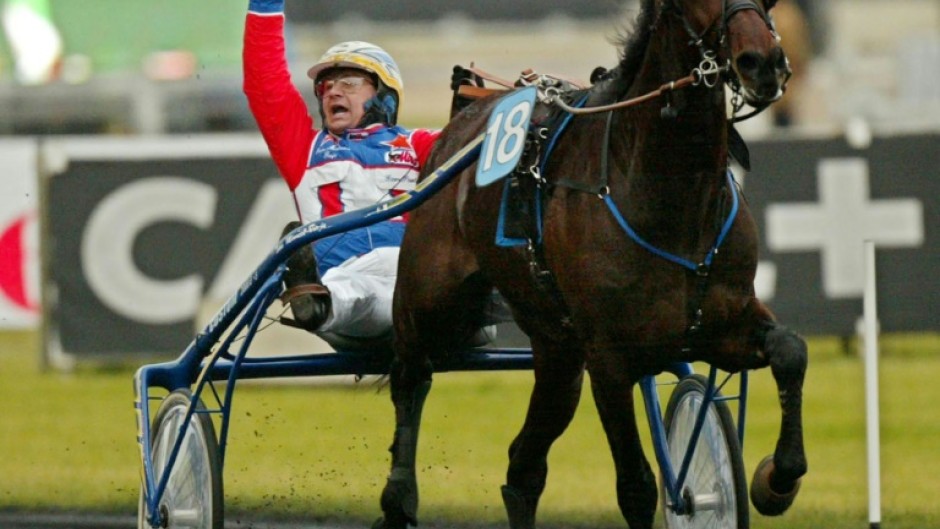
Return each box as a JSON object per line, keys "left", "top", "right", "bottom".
{"left": 744, "top": 133, "right": 937, "bottom": 335}
{"left": 42, "top": 136, "right": 290, "bottom": 357}
{"left": 42, "top": 132, "right": 939, "bottom": 359}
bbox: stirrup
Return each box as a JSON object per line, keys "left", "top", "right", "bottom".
{"left": 279, "top": 283, "right": 331, "bottom": 331}
{"left": 279, "top": 283, "right": 330, "bottom": 303}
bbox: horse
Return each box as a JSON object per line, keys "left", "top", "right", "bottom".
{"left": 375, "top": 0, "right": 806, "bottom": 528}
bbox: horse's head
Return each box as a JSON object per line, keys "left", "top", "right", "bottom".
{"left": 724, "top": 0, "right": 791, "bottom": 104}
{"left": 670, "top": 0, "right": 791, "bottom": 107}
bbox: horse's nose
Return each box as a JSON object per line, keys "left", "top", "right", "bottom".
{"left": 735, "top": 47, "right": 790, "bottom": 101}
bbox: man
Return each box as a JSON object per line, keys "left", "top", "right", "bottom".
{"left": 243, "top": 0, "right": 441, "bottom": 341}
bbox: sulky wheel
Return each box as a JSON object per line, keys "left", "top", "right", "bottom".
{"left": 661, "top": 374, "right": 748, "bottom": 529}
{"left": 139, "top": 389, "right": 223, "bottom": 529}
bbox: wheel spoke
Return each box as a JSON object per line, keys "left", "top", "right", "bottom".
{"left": 661, "top": 375, "right": 747, "bottom": 529}
{"left": 139, "top": 390, "right": 222, "bottom": 529}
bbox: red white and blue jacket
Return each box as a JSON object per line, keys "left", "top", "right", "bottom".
{"left": 243, "top": 1, "right": 440, "bottom": 273}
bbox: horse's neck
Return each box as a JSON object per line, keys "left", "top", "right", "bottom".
{"left": 631, "top": 23, "right": 727, "bottom": 166}
{"left": 612, "top": 24, "right": 729, "bottom": 232}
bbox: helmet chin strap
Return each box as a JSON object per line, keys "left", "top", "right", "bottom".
{"left": 358, "top": 91, "right": 398, "bottom": 127}
{"left": 315, "top": 69, "right": 400, "bottom": 131}
{"left": 317, "top": 81, "right": 400, "bottom": 131}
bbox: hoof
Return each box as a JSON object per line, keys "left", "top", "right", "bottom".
{"left": 371, "top": 513, "right": 412, "bottom": 529}
{"left": 501, "top": 484, "right": 538, "bottom": 529}
{"left": 750, "top": 455, "right": 801, "bottom": 516}
{"left": 378, "top": 477, "right": 418, "bottom": 529}
{"left": 371, "top": 516, "right": 410, "bottom": 529}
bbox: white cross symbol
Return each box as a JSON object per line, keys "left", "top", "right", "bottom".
{"left": 765, "top": 158, "right": 923, "bottom": 298}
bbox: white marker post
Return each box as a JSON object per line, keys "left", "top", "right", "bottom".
{"left": 863, "top": 240, "right": 882, "bottom": 529}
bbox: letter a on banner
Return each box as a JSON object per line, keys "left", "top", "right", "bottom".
{"left": 476, "top": 86, "right": 536, "bottom": 187}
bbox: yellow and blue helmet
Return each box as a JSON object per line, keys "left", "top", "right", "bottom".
{"left": 307, "top": 41, "right": 403, "bottom": 125}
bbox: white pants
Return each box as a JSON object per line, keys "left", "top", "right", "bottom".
{"left": 318, "top": 246, "right": 399, "bottom": 339}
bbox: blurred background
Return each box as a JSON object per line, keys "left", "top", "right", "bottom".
{"left": 2, "top": 0, "right": 938, "bottom": 361}
{"left": 0, "top": 0, "right": 936, "bottom": 135}
{"left": 1, "top": 1, "right": 939, "bottom": 527}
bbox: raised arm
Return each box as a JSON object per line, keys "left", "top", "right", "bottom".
{"left": 243, "top": 0, "right": 316, "bottom": 189}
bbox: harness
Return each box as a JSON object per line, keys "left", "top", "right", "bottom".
{"left": 493, "top": 80, "right": 741, "bottom": 343}
{"left": 668, "top": 0, "right": 783, "bottom": 123}
{"left": 463, "top": 0, "right": 780, "bottom": 345}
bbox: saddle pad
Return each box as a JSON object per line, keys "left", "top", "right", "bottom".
{"left": 496, "top": 177, "right": 538, "bottom": 247}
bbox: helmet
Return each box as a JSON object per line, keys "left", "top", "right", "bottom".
{"left": 307, "top": 41, "right": 403, "bottom": 125}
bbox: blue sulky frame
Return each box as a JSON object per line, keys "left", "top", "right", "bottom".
{"left": 134, "top": 133, "right": 749, "bottom": 528}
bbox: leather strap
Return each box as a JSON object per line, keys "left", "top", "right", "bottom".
{"left": 465, "top": 65, "right": 516, "bottom": 88}
{"left": 279, "top": 283, "right": 329, "bottom": 305}
{"left": 457, "top": 84, "right": 505, "bottom": 99}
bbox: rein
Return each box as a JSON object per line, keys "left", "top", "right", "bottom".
{"left": 547, "top": 0, "right": 776, "bottom": 121}
{"left": 547, "top": 43, "right": 726, "bottom": 116}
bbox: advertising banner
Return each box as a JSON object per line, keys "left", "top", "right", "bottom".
{"left": 0, "top": 139, "right": 40, "bottom": 328}
{"left": 41, "top": 131, "right": 939, "bottom": 362}
{"left": 42, "top": 135, "right": 294, "bottom": 357}
{"left": 743, "top": 132, "right": 937, "bottom": 335}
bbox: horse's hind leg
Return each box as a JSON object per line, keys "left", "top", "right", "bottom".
{"left": 374, "top": 356, "right": 433, "bottom": 529}
{"left": 587, "top": 356, "right": 656, "bottom": 529}
{"left": 375, "top": 270, "right": 493, "bottom": 529}
{"left": 750, "top": 320, "right": 808, "bottom": 516}
{"left": 502, "top": 335, "right": 585, "bottom": 529}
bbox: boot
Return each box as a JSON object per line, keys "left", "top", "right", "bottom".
{"left": 279, "top": 221, "right": 331, "bottom": 331}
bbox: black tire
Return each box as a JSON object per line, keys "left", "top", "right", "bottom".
{"left": 661, "top": 374, "right": 748, "bottom": 529}
{"left": 138, "top": 389, "right": 223, "bottom": 529}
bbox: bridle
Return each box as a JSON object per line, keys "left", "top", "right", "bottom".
{"left": 549, "top": 0, "right": 784, "bottom": 122}
{"left": 669, "top": 0, "right": 777, "bottom": 52}
{"left": 668, "top": 0, "right": 784, "bottom": 121}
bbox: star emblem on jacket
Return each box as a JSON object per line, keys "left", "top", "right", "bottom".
{"left": 383, "top": 133, "right": 418, "bottom": 166}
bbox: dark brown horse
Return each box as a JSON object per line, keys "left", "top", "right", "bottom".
{"left": 376, "top": 1, "right": 806, "bottom": 528}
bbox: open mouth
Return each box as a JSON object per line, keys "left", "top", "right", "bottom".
{"left": 328, "top": 103, "right": 350, "bottom": 119}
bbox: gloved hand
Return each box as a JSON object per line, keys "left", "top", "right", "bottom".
{"left": 248, "top": 0, "right": 285, "bottom": 13}
{"left": 450, "top": 65, "right": 483, "bottom": 91}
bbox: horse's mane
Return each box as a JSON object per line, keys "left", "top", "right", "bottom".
{"left": 594, "top": 0, "right": 657, "bottom": 98}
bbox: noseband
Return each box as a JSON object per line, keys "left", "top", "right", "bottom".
{"left": 548, "top": 0, "right": 781, "bottom": 120}
{"left": 668, "top": 0, "right": 777, "bottom": 51}
{"left": 664, "top": 0, "right": 782, "bottom": 121}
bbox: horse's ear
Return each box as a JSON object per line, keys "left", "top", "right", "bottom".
{"left": 590, "top": 66, "right": 610, "bottom": 84}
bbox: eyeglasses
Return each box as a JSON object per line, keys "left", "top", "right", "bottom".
{"left": 315, "top": 76, "right": 374, "bottom": 98}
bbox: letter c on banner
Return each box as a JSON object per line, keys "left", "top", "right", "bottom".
{"left": 81, "top": 177, "right": 216, "bottom": 324}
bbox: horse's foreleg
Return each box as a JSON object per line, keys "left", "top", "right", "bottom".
{"left": 750, "top": 321, "right": 808, "bottom": 516}
{"left": 588, "top": 365, "right": 656, "bottom": 529}
{"left": 503, "top": 341, "right": 584, "bottom": 529}
{"left": 375, "top": 358, "right": 433, "bottom": 529}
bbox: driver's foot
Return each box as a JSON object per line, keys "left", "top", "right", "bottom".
{"left": 280, "top": 221, "right": 331, "bottom": 331}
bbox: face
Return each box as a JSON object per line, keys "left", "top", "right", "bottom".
{"left": 681, "top": 0, "right": 789, "bottom": 105}
{"left": 315, "top": 68, "right": 377, "bottom": 134}
{"left": 723, "top": 0, "right": 791, "bottom": 104}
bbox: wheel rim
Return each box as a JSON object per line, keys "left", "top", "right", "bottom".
{"left": 663, "top": 391, "right": 737, "bottom": 529}
{"left": 150, "top": 405, "right": 215, "bottom": 529}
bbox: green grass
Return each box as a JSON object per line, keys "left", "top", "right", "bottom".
{"left": 2, "top": 330, "right": 940, "bottom": 528}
